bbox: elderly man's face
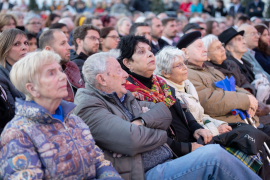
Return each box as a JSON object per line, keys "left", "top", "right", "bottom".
{"left": 135, "top": 26, "right": 152, "bottom": 43}
{"left": 165, "top": 56, "right": 187, "bottom": 85}
{"left": 243, "top": 26, "right": 260, "bottom": 49}
{"left": 26, "top": 18, "right": 41, "bottom": 34}
{"left": 186, "top": 39, "right": 207, "bottom": 63}
{"left": 163, "top": 20, "right": 177, "bottom": 39}
{"left": 103, "top": 57, "right": 128, "bottom": 98}
{"left": 226, "top": 35, "right": 247, "bottom": 54}
{"left": 36, "top": 61, "right": 68, "bottom": 100}
{"left": 50, "top": 31, "right": 71, "bottom": 65}
{"left": 207, "top": 40, "right": 226, "bottom": 65}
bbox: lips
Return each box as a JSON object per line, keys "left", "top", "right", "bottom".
{"left": 60, "top": 85, "right": 67, "bottom": 89}
{"left": 148, "top": 60, "right": 155, "bottom": 64}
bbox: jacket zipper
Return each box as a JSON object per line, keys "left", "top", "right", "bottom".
{"left": 48, "top": 111, "right": 86, "bottom": 179}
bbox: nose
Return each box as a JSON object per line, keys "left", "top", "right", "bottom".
{"left": 66, "top": 43, "right": 71, "bottom": 50}
{"left": 147, "top": 50, "right": 154, "bottom": 57}
{"left": 122, "top": 69, "right": 129, "bottom": 79}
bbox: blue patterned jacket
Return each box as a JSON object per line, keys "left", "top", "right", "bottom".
{"left": 0, "top": 98, "right": 122, "bottom": 180}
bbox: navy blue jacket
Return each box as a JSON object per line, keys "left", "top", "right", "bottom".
{"left": 254, "top": 48, "right": 270, "bottom": 75}
{"left": 247, "top": 0, "right": 265, "bottom": 17}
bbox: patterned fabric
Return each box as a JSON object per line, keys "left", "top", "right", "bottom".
{"left": 125, "top": 75, "right": 176, "bottom": 108}
{"left": 0, "top": 98, "right": 122, "bottom": 180}
{"left": 225, "top": 147, "right": 263, "bottom": 173}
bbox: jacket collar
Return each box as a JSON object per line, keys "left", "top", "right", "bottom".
{"left": 15, "top": 98, "right": 76, "bottom": 123}
{"left": 187, "top": 62, "right": 208, "bottom": 70}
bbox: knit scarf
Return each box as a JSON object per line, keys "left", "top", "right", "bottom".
{"left": 125, "top": 75, "right": 176, "bottom": 108}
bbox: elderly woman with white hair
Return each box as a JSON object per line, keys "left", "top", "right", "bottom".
{"left": 23, "top": 12, "right": 42, "bottom": 44}
{"left": 116, "top": 17, "right": 131, "bottom": 38}
{"left": 154, "top": 46, "right": 231, "bottom": 136}
{"left": 0, "top": 50, "right": 122, "bottom": 180}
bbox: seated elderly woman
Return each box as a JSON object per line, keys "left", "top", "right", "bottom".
{"left": 73, "top": 50, "right": 261, "bottom": 180}
{"left": 202, "top": 34, "right": 270, "bottom": 117}
{"left": 0, "top": 50, "right": 122, "bottom": 180}
{"left": 154, "top": 46, "right": 231, "bottom": 136}
{"left": 0, "top": 29, "right": 29, "bottom": 130}
{"left": 117, "top": 35, "right": 212, "bottom": 156}
{"left": 176, "top": 31, "right": 260, "bottom": 125}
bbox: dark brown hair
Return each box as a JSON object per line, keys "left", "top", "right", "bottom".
{"left": 100, "top": 27, "right": 115, "bottom": 38}
{"left": 255, "top": 25, "right": 270, "bottom": 56}
{"left": 206, "top": 20, "right": 217, "bottom": 35}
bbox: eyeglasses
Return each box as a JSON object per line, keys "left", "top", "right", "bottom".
{"left": 208, "top": 43, "right": 225, "bottom": 52}
{"left": 107, "top": 35, "right": 120, "bottom": 40}
{"left": 172, "top": 60, "right": 188, "bottom": 70}
{"left": 245, "top": 32, "right": 261, "bottom": 37}
{"left": 28, "top": 22, "right": 41, "bottom": 25}
{"left": 87, "top": 36, "right": 101, "bottom": 42}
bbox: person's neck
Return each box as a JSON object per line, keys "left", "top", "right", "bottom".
{"left": 247, "top": 45, "right": 255, "bottom": 50}
{"left": 230, "top": 51, "right": 243, "bottom": 60}
{"left": 162, "top": 34, "right": 173, "bottom": 41}
{"left": 76, "top": 48, "right": 85, "bottom": 56}
{"left": 33, "top": 98, "right": 62, "bottom": 114}
{"left": 102, "top": 46, "right": 110, "bottom": 52}
{"left": 151, "top": 36, "right": 158, "bottom": 43}
{"left": 189, "top": 59, "right": 204, "bottom": 67}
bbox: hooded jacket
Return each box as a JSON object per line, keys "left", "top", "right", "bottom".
{"left": 0, "top": 98, "right": 122, "bottom": 180}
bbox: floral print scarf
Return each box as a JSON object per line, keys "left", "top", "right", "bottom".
{"left": 125, "top": 75, "right": 176, "bottom": 108}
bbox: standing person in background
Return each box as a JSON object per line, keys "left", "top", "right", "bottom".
{"left": 229, "top": 0, "right": 245, "bottom": 17}
{"left": 161, "top": 17, "right": 177, "bottom": 46}
{"left": 190, "top": 0, "right": 203, "bottom": 14}
{"left": 0, "top": 0, "right": 14, "bottom": 11}
{"left": 214, "top": 0, "right": 227, "bottom": 17}
{"left": 100, "top": 27, "right": 120, "bottom": 52}
{"left": 116, "top": 17, "right": 132, "bottom": 38}
{"left": 202, "top": 0, "right": 213, "bottom": 16}
{"left": 248, "top": 0, "right": 265, "bottom": 18}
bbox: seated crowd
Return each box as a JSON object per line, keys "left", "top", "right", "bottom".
{"left": 1, "top": 0, "right": 270, "bottom": 179}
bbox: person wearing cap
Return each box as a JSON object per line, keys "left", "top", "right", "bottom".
{"left": 176, "top": 31, "right": 259, "bottom": 126}
{"left": 183, "top": 23, "right": 206, "bottom": 37}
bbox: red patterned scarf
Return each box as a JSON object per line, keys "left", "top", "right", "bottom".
{"left": 125, "top": 75, "right": 176, "bottom": 108}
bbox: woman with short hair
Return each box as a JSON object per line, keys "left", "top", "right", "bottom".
{"left": 254, "top": 24, "right": 270, "bottom": 75}
{"left": 100, "top": 27, "right": 120, "bottom": 52}
{"left": 0, "top": 50, "right": 122, "bottom": 180}
{"left": 0, "top": 14, "right": 17, "bottom": 32}
{"left": 154, "top": 46, "right": 231, "bottom": 136}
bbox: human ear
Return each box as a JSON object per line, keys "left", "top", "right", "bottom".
{"left": 123, "top": 58, "right": 131, "bottom": 69}
{"left": 161, "top": 70, "right": 171, "bottom": 79}
{"left": 76, "top": 38, "right": 82, "bottom": 47}
{"left": 25, "top": 83, "right": 40, "bottom": 98}
{"left": 96, "top": 74, "right": 107, "bottom": 86}
{"left": 44, "top": 46, "right": 51, "bottom": 51}
{"left": 181, "top": 48, "right": 189, "bottom": 59}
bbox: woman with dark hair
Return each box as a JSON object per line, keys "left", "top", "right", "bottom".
{"left": 49, "top": 22, "right": 70, "bottom": 39}
{"left": 213, "top": 0, "right": 227, "bottom": 17}
{"left": 117, "top": 35, "right": 213, "bottom": 157}
{"left": 100, "top": 15, "right": 117, "bottom": 27}
{"left": 0, "top": 29, "right": 29, "bottom": 129}
{"left": 206, "top": 20, "right": 220, "bottom": 36}
{"left": 254, "top": 24, "right": 270, "bottom": 74}
{"left": 45, "top": 13, "right": 61, "bottom": 28}
{"left": 26, "top": 33, "right": 37, "bottom": 52}
{"left": 100, "top": 27, "right": 120, "bottom": 52}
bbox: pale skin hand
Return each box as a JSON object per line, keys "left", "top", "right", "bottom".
{"left": 193, "top": 129, "right": 213, "bottom": 144}
{"left": 247, "top": 95, "right": 258, "bottom": 117}
{"left": 217, "top": 124, "right": 232, "bottom": 134}
{"left": 191, "top": 142, "right": 203, "bottom": 151}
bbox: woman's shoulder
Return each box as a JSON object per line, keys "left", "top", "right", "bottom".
{"left": 1, "top": 115, "right": 31, "bottom": 135}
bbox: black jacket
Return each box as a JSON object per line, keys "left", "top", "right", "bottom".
{"left": 131, "top": 0, "right": 151, "bottom": 12}
{"left": 229, "top": 5, "right": 245, "bottom": 16}
{"left": 0, "top": 2, "right": 14, "bottom": 11}
{"left": 70, "top": 50, "right": 88, "bottom": 78}
{"left": 226, "top": 53, "right": 255, "bottom": 84}
{"left": 0, "top": 64, "right": 25, "bottom": 113}
{"left": 247, "top": 1, "right": 265, "bottom": 18}
{"left": 150, "top": 38, "right": 169, "bottom": 55}
{"left": 0, "top": 87, "right": 14, "bottom": 134}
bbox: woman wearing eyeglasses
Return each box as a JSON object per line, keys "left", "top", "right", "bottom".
{"left": 203, "top": 34, "right": 256, "bottom": 95}
{"left": 154, "top": 45, "right": 231, "bottom": 136}
{"left": 100, "top": 27, "right": 120, "bottom": 52}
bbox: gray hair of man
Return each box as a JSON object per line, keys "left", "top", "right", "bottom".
{"left": 83, "top": 50, "right": 120, "bottom": 87}
{"left": 23, "top": 12, "right": 40, "bottom": 26}
{"left": 154, "top": 46, "right": 185, "bottom": 77}
{"left": 201, "top": 34, "right": 218, "bottom": 51}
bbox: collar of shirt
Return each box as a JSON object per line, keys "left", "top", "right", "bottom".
{"left": 234, "top": 3, "right": 241, "bottom": 12}
{"left": 236, "top": 58, "right": 244, "bottom": 64}
{"left": 161, "top": 36, "right": 173, "bottom": 46}
{"left": 152, "top": 40, "right": 159, "bottom": 46}
{"left": 247, "top": 48, "right": 255, "bottom": 57}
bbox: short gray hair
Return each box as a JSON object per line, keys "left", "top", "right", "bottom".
{"left": 154, "top": 46, "right": 185, "bottom": 76}
{"left": 83, "top": 50, "right": 120, "bottom": 87}
{"left": 23, "top": 12, "right": 40, "bottom": 25}
{"left": 202, "top": 34, "right": 218, "bottom": 50}
{"left": 10, "top": 50, "right": 61, "bottom": 101}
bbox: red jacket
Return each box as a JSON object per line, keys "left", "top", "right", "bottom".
{"left": 62, "top": 61, "right": 85, "bottom": 102}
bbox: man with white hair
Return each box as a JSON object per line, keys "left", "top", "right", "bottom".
{"left": 73, "top": 50, "right": 262, "bottom": 180}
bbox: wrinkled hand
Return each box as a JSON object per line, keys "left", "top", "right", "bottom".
{"left": 193, "top": 129, "right": 213, "bottom": 144}
{"left": 217, "top": 124, "right": 232, "bottom": 134}
{"left": 256, "top": 102, "right": 270, "bottom": 117}
{"left": 113, "top": 152, "right": 122, "bottom": 158}
{"left": 191, "top": 142, "right": 203, "bottom": 152}
{"left": 132, "top": 120, "right": 143, "bottom": 126}
{"left": 248, "top": 107, "right": 256, "bottom": 118}
{"left": 142, "top": 107, "right": 150, "bottom": 113}
{"left": 248, "top": 95, "right": 258, "bottom": 115}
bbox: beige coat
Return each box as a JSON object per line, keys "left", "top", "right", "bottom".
{"left": 187, "top": 64, "right": 259, "bottom": 127}
{"left": 164, "top": 78, "right": 226, "bottom": 136}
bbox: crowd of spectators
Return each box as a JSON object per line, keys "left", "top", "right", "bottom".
{"left": 1, "top": 0, "right": 270, "bottom": 179}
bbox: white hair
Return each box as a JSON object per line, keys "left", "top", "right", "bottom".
{"left": 23, "top": 12, "right": 40, "bottom": 25}
{"left": 10, "top": 50, "right": 61, "bottom": 101}
{"left": 83, "top": 50, "right": 120, "bottom": 87}
{"left": 135, "top": 16, "right": 146, "bottom": 23}
{"left": 154, "top": 46, "right": 185, "bottom": 76}
{"left": 202, "top": 34, "right": 218, "bottom": 50}
{"left": 189, "top": 17, "right": 204, "bottom": 23}
{"left": 116, "top": 17, "right": 131, "bottom": 32}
